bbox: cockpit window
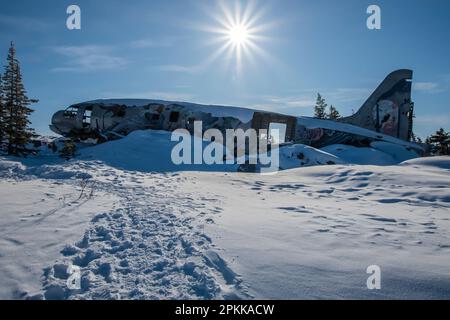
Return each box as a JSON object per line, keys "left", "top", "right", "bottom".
{"left": 83, "top": 109, "right": 92, "bottom": 127}
{"left": 63, "top": 107, "right": 78, "bottom": 119}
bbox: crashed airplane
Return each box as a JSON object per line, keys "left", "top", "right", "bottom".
{"left": 50, "top": 69, "right": 425, "bottom": 155}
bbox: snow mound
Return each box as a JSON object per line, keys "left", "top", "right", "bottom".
{"left": 321, "top": 142, "right": 419, "bottom": 166}
{"left": 0, "top": 158, "right": 26, "bottom": 174}
{"left": 76, "top": 129, "right": 421, "bottom": 173}
{"left": 279, "top": 144, "right": 344, "bottom": 170}
{"left": 0, "top": 157, "right": 91, "bottom": 181}
{"left": 370, "top": 141, "right": 420, "bottom": 163}
{"left": 401, "top": 156, "right": 450, "bottom": 169}
{"left": 321, "top": 145, "right": 397, "bottom": 165}
{"left": 80, "top": 129, "right": 348, "bottom": 173}
{"left": 78, "top": 130, "right": 238, "bottom": 173}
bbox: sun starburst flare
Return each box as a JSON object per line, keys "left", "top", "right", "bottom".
{"left": 228, "top": 25, "right": 250, "bottom": 46}
{"left": 200, "top": 0, "right": 273, "bottom": 74}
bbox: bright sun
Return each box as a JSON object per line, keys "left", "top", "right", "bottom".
{"left": 228, "top": 25, "right": 250, "bottom": 46}
{"left": 202, "top": 1, "right": 272, "bottom": 73}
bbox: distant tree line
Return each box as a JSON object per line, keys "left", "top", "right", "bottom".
{"left": 412, "top": 128, "right": 450, "bottom": 156}
{"left": 424, "top": 128, "right": 449, "bottom": 155}
{"left": 314, "top": 93, "right": 341, "bottom": 120}
{"left": 0, "top": 42, "right": 38, "bottom": 157}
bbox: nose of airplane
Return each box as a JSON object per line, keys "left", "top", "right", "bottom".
{"left": 51, "top": 110, "right": 65, "bottom": 122}
{"left": 49, "top": 110, "right": 72, "bottom": 135}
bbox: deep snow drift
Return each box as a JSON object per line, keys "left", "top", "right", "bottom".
{"left": 0, "top": 129, "right": 449, "bottom": 299}
{"left": 76, "top": 130, "right": 420, "bottom": 172}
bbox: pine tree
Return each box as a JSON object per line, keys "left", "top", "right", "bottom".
{"left": 1, "top": 42, "right": 38, "bottom": 157}
{"left": 410, "top": 132, "right": 422, "bottom": 144}
{"left": 427, "top": 128, "right": 449, "bottom": 155}
{"left": 314, "top": 93, "right": 327, "bottom": 119}
{"left": 59, "top": 139, "right": 77, "bottom": 160}
{"left": 328, "top": 105, "right": 341, "bottom": 120}
{"left": 0, "top": 76, "right": 5, "bottom": 152}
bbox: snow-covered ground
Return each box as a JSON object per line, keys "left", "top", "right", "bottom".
{"left": 0, "top": 130, "right": 449, "bottom": 299}
{"left": 187, "top": 162, "right": 450, "bottom": 299}
{"left": 0, "top": 177, "right": 118, "bottom": 299}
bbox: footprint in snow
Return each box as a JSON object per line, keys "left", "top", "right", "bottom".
{"left": 278, "top": 206, "right": 312, "bottom": 214}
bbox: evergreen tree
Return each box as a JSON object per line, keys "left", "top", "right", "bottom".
{"left": 59, "top": 139, "right": 77, "bottom": 160}
{"left": 427, "top": 128, "right": 449, "bottom": 155}
{"left": 314, "top": 93, "right": 327, "bottom": 119}
{"left": 328, "top": 105, "right": 341, "bottom": 120}
{"left": 0, "top": 76, "right": 4, "bottom": 152}
{"left": 1, "top": 42, "right": 38, "bottom": 157}
{"left": 410, "top": 132, "right": 422, "bottom": 144}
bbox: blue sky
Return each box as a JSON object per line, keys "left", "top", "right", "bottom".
{"left": 0, "top": 0, "right": 449, "bottom": 138}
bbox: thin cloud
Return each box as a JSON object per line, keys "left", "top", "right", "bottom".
{"left": 99, "top": 90, "right": 196, "bottom": 102}
{"left": 157, "top": 64, "right": 205, "bottom": 74}
{"left": 130, "top": 38, "right": 175, "bottom": 48}
{"left": 251, "top": 87, "right": 371, "bottom": 116}
{"left": 414, "top": 115, "right": 450, "bottom": 126}
{"left": 324, "top": 88, "right": 372, "bottom": 103}
{"left": 51, "top": 45, "right": 128, "bottom": 73}
{"left": 413, "top": 82, "right": 444, "bottom": 94}
{"left": 263, "top": 95, "right": 315, "bottom": 108}
{"left": 0, "top": 14, "right": 49, "bottom": 31}
{"left": 245, "top": 94, "right": 315, "bottom": 117}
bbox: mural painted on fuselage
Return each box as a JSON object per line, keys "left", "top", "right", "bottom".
{"left": 373, "top": 99, "right": 399, "bottom": 137}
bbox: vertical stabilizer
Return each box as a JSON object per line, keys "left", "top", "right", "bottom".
{"left": 341, "top": 69, "right": 414, "bottom": 141}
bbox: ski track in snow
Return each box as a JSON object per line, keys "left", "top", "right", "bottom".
{"left": 39, "top": 163, "right": 247, "bottom": 300}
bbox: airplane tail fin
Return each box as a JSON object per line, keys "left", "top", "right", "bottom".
{"left": 341, "top": 69, "right": 414, "bottom": 141}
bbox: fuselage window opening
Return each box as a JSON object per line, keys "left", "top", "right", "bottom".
{"left": 83, "top": 109, "right": 92, "bottom": 127}
{"left": 169, "top": 111, "right": 180, "bottom": 123}
{"left": 268, "top": 122, "right": 287, "bottom": 144}
{"left": 63, "top": 107, "right": 78, "bottom": 119}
